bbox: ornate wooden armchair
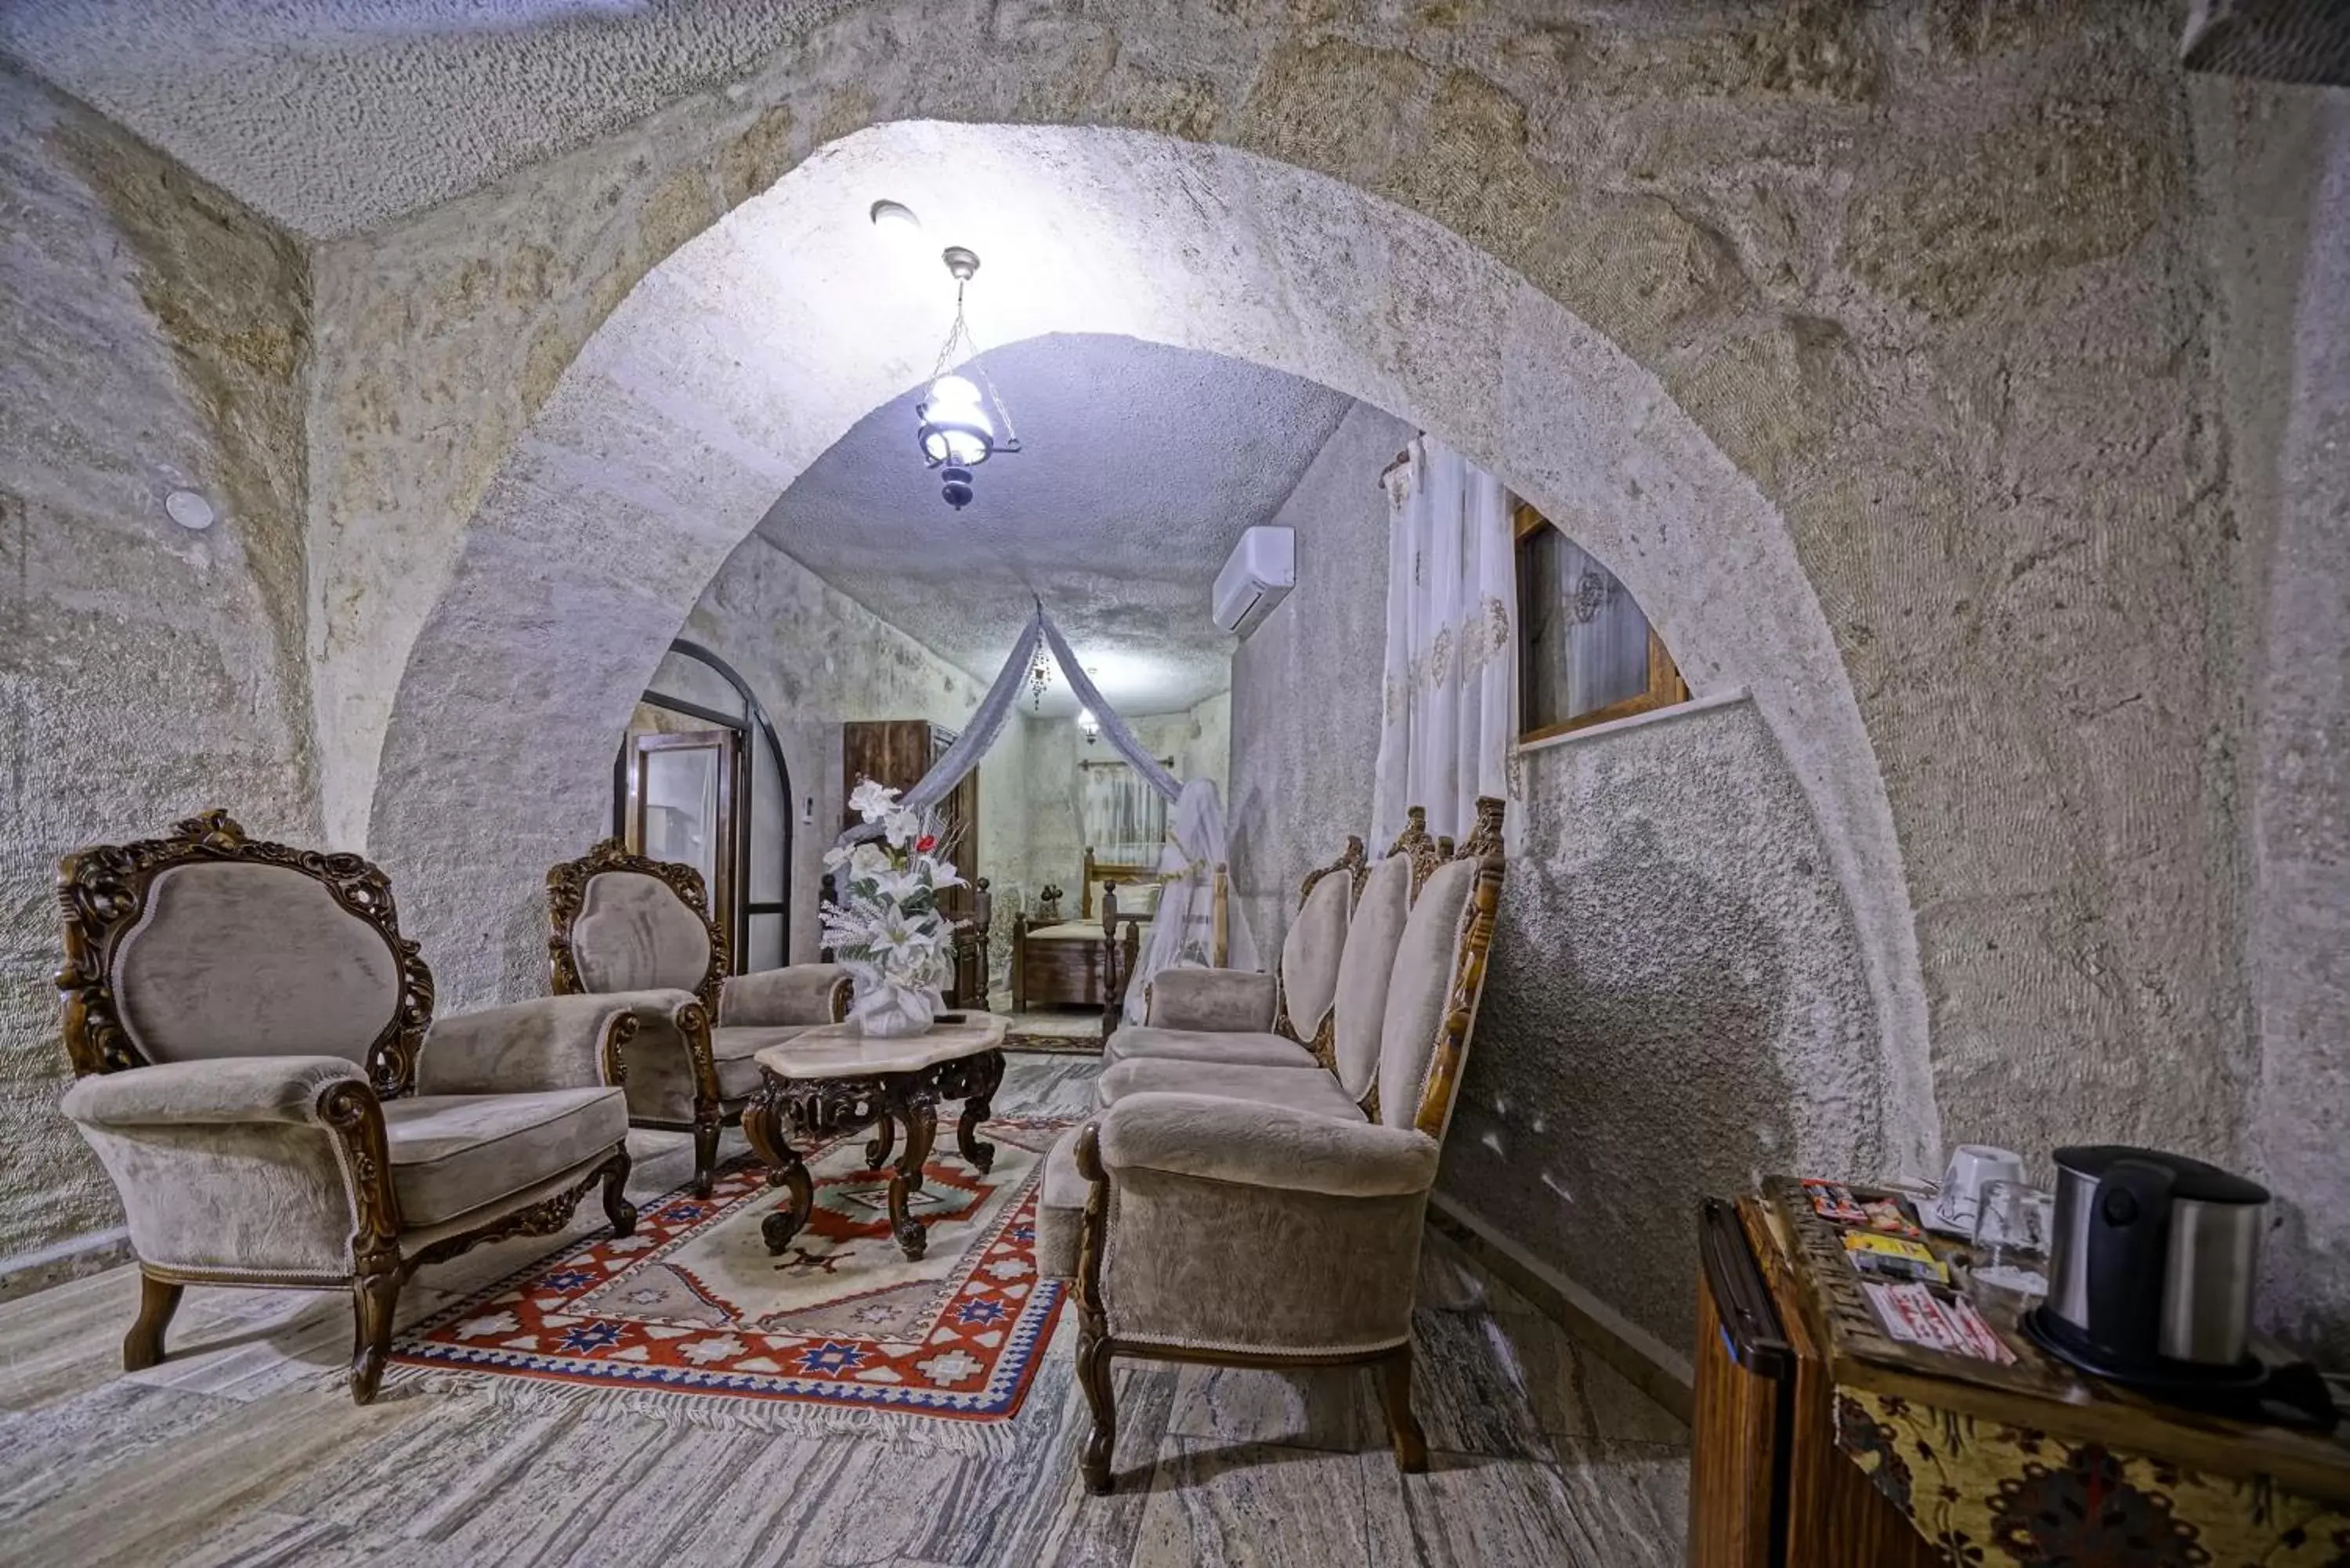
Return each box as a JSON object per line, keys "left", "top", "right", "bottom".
{"left": 1036, "top": 800, "right": 1506, "bottom": 1492}
{"left": 548, "top": 840, "right": 847, "bottom": 1195}
{"left": 56, "top": 811, "right": 642, "bottom": 1405}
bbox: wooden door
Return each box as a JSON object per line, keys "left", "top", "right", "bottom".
{"left": 625, "top": 728, "right": 741, "bottom": 941}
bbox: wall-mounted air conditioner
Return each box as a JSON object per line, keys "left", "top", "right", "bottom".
{"left": 1211, "top": 526, "right": 1296, "bottom": 638}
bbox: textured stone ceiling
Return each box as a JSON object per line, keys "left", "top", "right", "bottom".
{"left": 757, "top": 332, "right": 1353, "bottom": 717}
{"left": 0, "top": 0, "right": 830, "bottom": 237}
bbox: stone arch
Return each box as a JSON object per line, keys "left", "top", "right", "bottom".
{"left": 363, "top": 120, "right": 1937, "bottom": 1173}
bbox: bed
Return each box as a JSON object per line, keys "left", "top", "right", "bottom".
{"left": 1009, "top": 851, "right": 1232, "bottom": 1021}
{"left": 1011, "top": 853, "right": 1157, "bottom": 1017}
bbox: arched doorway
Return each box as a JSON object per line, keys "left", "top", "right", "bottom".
{"left": 358, "top": 120, "right": 1934, "bottom": 1174}
{"left": 614, "top": 639, "right": 795, "bottom": 973}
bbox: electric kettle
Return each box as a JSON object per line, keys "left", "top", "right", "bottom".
{"left": 2026, "top": 1145, "right": 2269, "bottom": 1388}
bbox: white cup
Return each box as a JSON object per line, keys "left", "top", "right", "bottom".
{"left": 1936, "top": 1144, "right": 2026, "bottom": 1231}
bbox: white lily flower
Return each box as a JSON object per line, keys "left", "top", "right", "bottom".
{"left": 848, "top": 779, "right": 898, "bottom": 822}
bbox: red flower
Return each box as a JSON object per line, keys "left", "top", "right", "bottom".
{"left": 916, "top": 834, "right": 938, "bottom": 854}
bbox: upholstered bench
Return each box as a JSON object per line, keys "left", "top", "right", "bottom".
{"left": 1035, "top": 800, "right": 1506, "bottom": 1493}
{"left": 1091, "top": 807, "right": 1441, "bottom": 1111}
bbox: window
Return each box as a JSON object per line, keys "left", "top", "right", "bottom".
{"left": 1514, "top": 501, "right": 1689, "bottom": 742}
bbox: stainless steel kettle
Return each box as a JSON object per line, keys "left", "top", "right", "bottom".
{"left": 2031, "top": 1145, "right": 2269, "bottom": 1386}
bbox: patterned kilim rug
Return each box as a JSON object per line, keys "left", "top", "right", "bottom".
{"left": 386, "top": 1115, "right": 1074, "bottom": 1443}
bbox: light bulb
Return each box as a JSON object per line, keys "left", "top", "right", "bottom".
{"left": 929, "top": 374, "right": 983, "bottom": 408}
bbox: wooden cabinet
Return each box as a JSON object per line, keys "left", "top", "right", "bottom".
{"left": 1689, "top": 1198, "right": 1944, "bottom": 1568}
{"left": 840, "top": 720, "right": 988, "bottom": 1007}
{"left": 1694, "top": 1184, "right": 2350, "bottom": 1567}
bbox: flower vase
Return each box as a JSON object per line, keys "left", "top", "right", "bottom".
{"left": 851, "top": 977, "right": 937, "bottom": 1039}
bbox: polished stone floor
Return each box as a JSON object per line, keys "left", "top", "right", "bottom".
{"left": 0, "top": 1057, "right": 1687, "bottom": 1566}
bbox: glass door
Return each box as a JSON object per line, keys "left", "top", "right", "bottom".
{"left": 624, "top": 729, "right": 741, "bottom": 939}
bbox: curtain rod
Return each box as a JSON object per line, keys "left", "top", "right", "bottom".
{"left": 1081, "top": 757, "right": 1176, "bottom": 769}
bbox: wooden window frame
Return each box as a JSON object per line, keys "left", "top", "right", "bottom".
{"left": 1513, "top": 500, "right": 1690, "bottom": 746}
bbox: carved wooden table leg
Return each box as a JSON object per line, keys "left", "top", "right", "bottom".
{"left": 743, "top": 1078, "right": 816, "bottom": 1255}
{"left": 864, "top": 1115, "right": 896, "bottom": 1171}
{"left": 953, "top": 1048, "right": 1005, "bottom": 1175}
{"left": 761, "top": 1154, "right": 815, "bottom": 1255}
{"left": 885, "top": 1079, "right": 940, "bottom": 1260}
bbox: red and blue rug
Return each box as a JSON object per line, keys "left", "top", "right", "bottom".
{"left": 389, "top": 1115, "right": 1074, "bottom": 1438}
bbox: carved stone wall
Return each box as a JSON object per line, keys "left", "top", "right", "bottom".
{"left": 0, "top": 1, "right": 2341, "bottom": 1357}
{"left": 0, "top": 65, "right": 316, "bottom": 1274}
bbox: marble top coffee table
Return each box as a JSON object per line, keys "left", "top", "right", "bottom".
{"left": 740, "top": 1014, "right": 1009, "bottom": 1262}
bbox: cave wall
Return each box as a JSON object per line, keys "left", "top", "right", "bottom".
{"left": 314, "top": 4, "right": 2258, "bottom": 1216}
{"left": 2190, "top": 79, "right": 2350, "bottom": 1357}
{"left": 0, "top": 66, "right": 315, "bottom": 1288}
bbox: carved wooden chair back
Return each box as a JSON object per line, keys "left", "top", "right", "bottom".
{"left": 1376, "top": 797, "right": 1506, "bottom": 1139}
{"left": 547, "top": 839, "right": 728, "bottom": 1013}
{"left": 56, "top": 810, "right": 434, "bottom": 1099}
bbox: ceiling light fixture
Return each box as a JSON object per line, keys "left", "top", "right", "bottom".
{"left": 164, "top": 489, "right": 215, "bottom": 531}
{"left": 1029, "top": 645, "right": 1053, "bottom": 710}
{"left": 915, "top": 247, "right": 1020, "bottom": 509}
{"left": 869, "top": 197, "right": 922, "bottom": 238}
{"left": 1078, "top": 708, "right": 1100, "bottom": 745}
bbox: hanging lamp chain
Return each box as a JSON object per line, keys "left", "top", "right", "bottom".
{"left": 927, "top": 279, "right": 1020, "bottom": 446}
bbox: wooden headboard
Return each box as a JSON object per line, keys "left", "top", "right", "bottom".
{"left": 1080, "top": 847, "right": 1159, "bottom": 919}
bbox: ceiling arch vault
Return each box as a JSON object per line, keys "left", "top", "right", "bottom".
{"left": 361, "top": 119, "right": 1936, "bottom": 1174}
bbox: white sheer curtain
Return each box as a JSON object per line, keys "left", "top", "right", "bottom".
{"left": 1370, "top": 435, "right": 1518, "bottom": 847}
{"left": 1080, "top": 764, "right": 1166, "bottom": 869}
{"left": 1123, "top": 779, "right": 1260, "bottom": 1022}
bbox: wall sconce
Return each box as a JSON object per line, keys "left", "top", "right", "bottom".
{"left": 1078, "top": 708, "right": 1100, "bottom": 746}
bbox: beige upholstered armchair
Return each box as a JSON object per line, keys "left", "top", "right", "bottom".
{"left": 56, "top": 811, "right": 642, "bottom": 1405}
{"left": 547, "top": 840, "right": 848, "bottom": 1194}
{"left": 1038, "top": 799, "right": 1505, "bottom": 1492}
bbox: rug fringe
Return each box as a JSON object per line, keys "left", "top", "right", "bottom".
{"left": 375, "top": 1364, "right": 1032, "bottom": 1456}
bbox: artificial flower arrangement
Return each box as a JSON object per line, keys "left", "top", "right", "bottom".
{"left": 819, "top": 779, "right": 965, "bottom": 1037}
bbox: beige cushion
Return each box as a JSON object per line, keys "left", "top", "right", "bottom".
{"left": 573, "top": 871, "right": 711, "bottom": 995}
{"left": 1097, "top": 1057, "right": 1368, "bottom": 1124}
{"left": 1278, "top": 871, "right": 1351, "bottom": 1040}
{"left": 115, "top": 862, "right": 400, "bottom": 1067}
{"left": 709, "top": 1023, "right": 819, "bottom": 1100}
{"left": 382, "top": 1087, "right": 627, "bottom": 1227}
{"left": 1376, "top": 857, "right": 1481, "bottom": 1129}
{"left": 1330, "top": 854, "right": 1411, "bottom": 1100}
{"left": 1103, "top": 1026, "right": 1318, "bottom": 1073}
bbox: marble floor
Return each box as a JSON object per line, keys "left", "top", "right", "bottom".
{"left": 0, "top": 1057, "right": 1688, "bottom": 1567}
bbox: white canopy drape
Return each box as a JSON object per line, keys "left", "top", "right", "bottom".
{"left": 837, "top": 602, "right": 1260, "bottom": 1008}
{"left": 1123, "top": 779, "right": 1260, "bottom": 1023}
{"left": 840, "top": 603, "right": 1182, "bottom": 844}
{"left": 1370, "top": 435, "right": 1518, "bottom": 847}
